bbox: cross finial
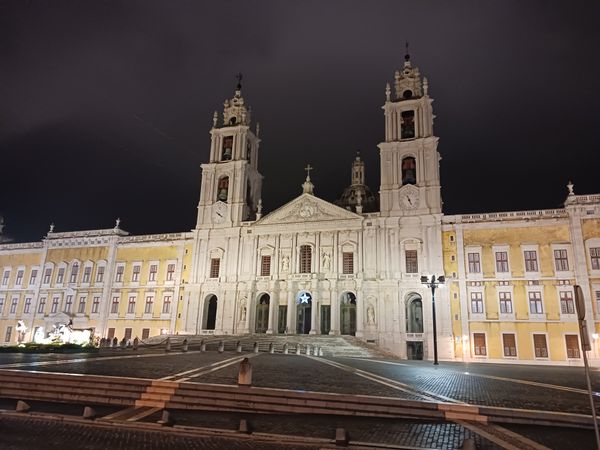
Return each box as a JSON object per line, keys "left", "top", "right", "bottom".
{"left": 304, "top": 164, "right": 313, "bottom": 179}
{"left": 235, "top": 72, "right": 243, "bottom": 89}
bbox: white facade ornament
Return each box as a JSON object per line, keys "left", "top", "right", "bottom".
{"left": 239, "top": 297, "right": 247, "bottom": 322}
{"left": 367, "top": 304, "right": 375, "bottom": 325}
{"left": 114, "top": 218, "right": 121, "bottom": 229}
{"left": 322, "top": 251, "right": 331, "bottom": 270}
{"left": 281, "top": 255, "right": 290, "bottom": 272}
{"left": 49, "top": 222, "right": 55, "bottom": 233}
{"left": 567, "top": 181, "right": 575, "bottom": 196}
{"left": 385, "top": 83, "right": 391, "bottom": 102}
{"left": 302, "top": 164, "right": 315, "bottom": 195}
{"left": 212, "top": 111, "right": 218, "bottom": 128}
{"left": 423, "top": 77, "right": 429, "bottom": 96}
{"left": 256, "top": 199, "right": 263, "bottom": 219}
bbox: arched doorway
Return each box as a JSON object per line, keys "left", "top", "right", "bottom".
{"left": 405, "top": 293, "right": 423, "bottom": 360}
{"left": 340, "top": 292, "right": 357, "bottom": 336}
{"left": 255, "top": 293, "right": 270, "bottom": 333}
{"left": 296, "top": 291, "right": 312, "bottom": 334}
{"left": 203, "top": 295, "right": 218, "bottom": 330}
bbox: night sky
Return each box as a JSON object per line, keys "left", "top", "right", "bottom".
{"left": 1, "top": 1, "right": 599, "bottom": 243}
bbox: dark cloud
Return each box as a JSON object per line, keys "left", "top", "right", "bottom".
{"left": 1, "top": 0, "right": 599, "bottom": 241}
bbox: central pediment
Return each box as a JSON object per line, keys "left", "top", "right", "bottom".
{"left": 255, "top": 194, "right": 362, "bottom": 226}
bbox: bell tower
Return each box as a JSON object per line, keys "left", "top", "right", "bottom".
{"left": 196, "top": 75, "right": 263, "bottom": 228}
{"left": 378, "top": 49, "right": 441, "bottom": 216}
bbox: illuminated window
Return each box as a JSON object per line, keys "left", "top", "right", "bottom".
{"left": 261, "top": 256, "right": 271, "bottom": 276}
{"left": 591, "top": 248, "right": 600, "bottom": 270}
{"left": 467, "top": 253, "right": 481, "bottom": 273}
{"left": 565, "top": 335, "right": 581, "bottom": 358}
{"left": 166, "top": 264, "right": 176, "bottom": 281}
{"left": 78, "top": 296, "right": 86, "bottom": 314}
{"left": 37, "top": 297, "right": 46, "bottom": 314}
{"left": 91, "top": 296, "right": 100, "bottom": 314}
{"left": 210, "top": 259, "right": 220, "bottom": 278}
{"left": 127, "top": 296, "right": 136, "bottom": 314}
{"left": 499, "top": 292, "right": 512, "bottom": 313}
{"left": 524, "top": 250, "right": 538, "bottom": 272}
{"left": 495, "top": 252, "right": 509, "bottom": 272}
{"left": 82, "top": 266, "right": 91, "bottom": 283}
{"left": 29, "top": 270, "right": 38, "bottom": 285}
{"left": 149, "top": 264, "right": 157, "bottom": 282}
{"left": 343, "top": 252, "right": 354, "bottom": 274}
{"left": 24, "top": 298, "right": 31, "bottom": 314}
{"left": 2, "top": 270, "right": 9, "bottom": 286}
{"left": 560, "top": 291, "right": 575, "bottom": 314}
{"left": 70, "top": 263, "right": 79, "bottom": 283}
{"left": 131, "top": 265, "right": 140, "bottom": 282}
{"left": 299, "top": 245, "right": 312, "bottom": 273}
{"left": 470, "top": 292, "right": 484, "bottom": 314}
{"left": 473, "top": 333, "right": 486, "bottom": 356}
{"left": 15, "top": 270, "right": 23, "bottom": 286}
{"left": 533, "top": 334, "right": 548, "bottom": 357}
{"left": 162, "top": 295, "right": 172, "bottom": 314}
{"left": 43, "top": 268, "right": 52, "bottom": 284}
{"left": 554, "top": 249, "right": 569, "bottom": 272}
{"left": 111, "top": 296, "right": 120, "bottom": 314}
{"left": 528, "top": 291, "right": 543, "bottom": 314}
{"left": 144, "top": 296, "right": 154, "bottom": 314}
{"left": 56, "top": 267, "right": 65, "bottom": 284}
{"left": 115, "top": 266, "right": 124, "bottom": 282}
{"left": 405, "top": 250, "right": 417, "bottom": 274}
{"left": 64, "top": 295, "right": 73, "bottom": 313}
{"left": 96, "top": 266, "right": 104, "bottom": 283}
{"left": 503, "top": 334, "right": 517, "bottom": 357}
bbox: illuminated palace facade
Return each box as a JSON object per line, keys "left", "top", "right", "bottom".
{"left": 1, "top": 55, "right": 600, "bottom": 365}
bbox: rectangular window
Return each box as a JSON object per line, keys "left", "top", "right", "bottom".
{"left": 470, "top": 292, "right": 484, "bottom": 314}
{"left": 107, "top": 328, "right": 115, "bottom": 340}
{"left": 503, "top": 334, "right": 517, "bottom": 357}
{"left": 554, "top": 249, "right": 569, "bottom": 272}
{"left": 24, "top": 297, "right": 32, "bottom": 314}
{"left": 524, "top": 250, "right": 538, "bottom": 272}
{"left": 166, "top": 264, "right": 175, "bottom": 281}
{"left": 495, "top": 252, "right": 509, "bottom": 273}
{"left": 10, "top": 297, "right": 18, "bottom": 314}
{"left": 5, "top": 326, "right": 12, "bottom": 343}
{"left": 69, "top": 264, "right": 79, "bottom": 283}
{"left": 343, "top": 252, "right": 355, "bottom": 274}
{"left": 596, "top": 291, "right": 600, "bottom": 315}
{"left": 51, "top": 297, "right": 60, "bottom": 313}
{"left": 533, "top": 334, "right": 548, "bottom": 358}
{"left": 37, "top": 297, "right": 46, "bottom": 314}
{"left": 162, "top": 295, "right": 172, "bottom": 314}
{"left": 473, "top": 333, "right": 487, "bottom": 356}
{"left": 405, "top": 250, "right": 418, "bottom": 274}
{"left": 96, "top": 266, "right": 105, "bottom": 283}
{"left": 64, "top": 295, "right": 73, "bottom": 313}
{"left": 528, "top": 291, "right": 543, "bottom": 314}
{"left": 78, "top": 296, "right": 86, "bottom": 314}
{"left": 82, "top": 266, "right": 91, "bottom": 283}
{"left": 0, "top": 297, "right": 4, "bottom": 314}
{"left": 565, "top": 334, "right": 581, "bottom": 359}
{"left": 127, "top": 296, "right": 136, "bottom": 314}
{"left": 560, "top": 291, "right": 575, "bottom": 315}
{"left": 29, "top": 269, "right": 38, "bottom": 285}
{"left": 132, "top": 265, "right": 140, "bottom": 282}
{"left": 142, "top": 328, "right": 150, "bottom": 340}
{"left": 57, "top": 267, "right": 65, "bottom": 284}
{"left": 15, "top": 270, "right": 24, "bottom": 285}
{"left": 149, "top": 264, "right": 157, "bottom": 282}
{"left": 91, "top": 296, "right": 100, "bottom": 314}
{"left": 115, "top": 266, "right": 124, "bottom": 282}
{"left": 124, "top": 328, "right": 132, "bottom": 341}
{"left": 43, "top": 268, "right": 52, "bottom": 284}
{"left": 111, "top": 296, "right": 120, "bottom": 314}
{"left": 2, "top": 270, "right": 10, "bottom": 285}
{"left": 299, "top": 245, "right": 312, "bottom": 273}
{"left": 261, "top": 255, "right": 271, "bottom": 276}
{"left": 210, "top": 258, "right": 220, "bottom": 278}
{"left": 144, "top": 296, "right": 154, "bottom": 314}
{"left": 467, "top": 252, "right": 481, "bottom": 273}
{"left": 591, "top": 248, "right": 600, "bottom": 270}
{"left": 499, "top": 292, "right": 513, "bottom": 314}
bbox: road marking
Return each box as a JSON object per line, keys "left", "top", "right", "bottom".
{"left": 344, "top": 358, "right": 407, "bottom": 366}
{"left": 456, "top": 420, "right": 551, "bottom": 450}
{"left": 307, "top": 356, "right": 460, "bottom": 403}
{"left": 162, "top": 354, "right": 257, "bottom": 382}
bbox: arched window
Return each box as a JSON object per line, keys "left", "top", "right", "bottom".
{"left": 401, "top": 157, "right": 416, "bottom": 185}
{"left": 222, "top": 136, "right": 233, "bottom": 160}
{"left": 299, "top": 245, "right": 312, "bottom": 273}
{"left": 406, "top": 295, "right": 423, "bottom": 333}
{"left": 217, "top": 177, "right": 229, "bottom": 202}
{"left": 401, "top": 110, "right": 415, "bottom": 139}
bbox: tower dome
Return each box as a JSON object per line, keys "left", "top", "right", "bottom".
{"left": 335, "top": 153, "right": 378, "bottom": 213}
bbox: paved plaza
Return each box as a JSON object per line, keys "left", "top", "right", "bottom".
{"left": 0, "top": 342, "right": 598, "bottom": 449}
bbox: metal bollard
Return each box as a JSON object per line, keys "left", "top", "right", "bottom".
{"left": 182, "top": 338, "right": 188, "bottom": 352}
{"left": 238, "top": 358, "right": 252, "bottom": 386}
{"left": 236, "top": 341, "right": 242, "bottom": 353}
{"left": 269, "top": 343, "right": 274, "bottom": 354}
{"left": 165, "top": 337, "right": 171, "bottom": 352}
{"left": 16, "top": 400, "right": 30, "bottom": 413}
{"left": 133, "top": 337, "right": 139, "bottom": 351}
{"left": 253, "top": 342, "right": 259, "bottom": 353}
{"left": 283, "top": 343, "right": 288, "bottom": 355}
{"left": 218, "top": 340, "right": 224, "bottom": 353}
{"left": 200, "top": 340, "right": 206, "bottom": 352}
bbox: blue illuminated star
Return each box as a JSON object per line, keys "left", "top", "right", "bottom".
{"left": 299, "top": 293, "right": 311, "bottom": 304}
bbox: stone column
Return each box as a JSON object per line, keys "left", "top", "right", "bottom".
{"left": 329, "top": 283, "right": 339, "bottom": 335}
{"left": 355, "top": 288, "right": 364, "bottom": 338}
{"left": 266, "top": 292, "right": 275, "bottom": 334}
{"left": 286, "top": 288, "right": 295, "bottom": 334}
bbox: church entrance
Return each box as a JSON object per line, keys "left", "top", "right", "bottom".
{"left": 406, "top": 293, "right": 424, "bottom": 333}
{"left": 407, "top": 341, "right": 423, "bottom": 360}
{"left": 255, "top": 294, "right": 270, "bottom": 333}
{"left": 203, "top": 295, "right": 218, "bottom": 330}
{"left": 296, "top": 291, "right": 312, "bottom": 334}
{"left": 340, "top": 292, "right": 357, "bottom": 336}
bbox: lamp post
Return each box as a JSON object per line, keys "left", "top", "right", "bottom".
{"left": 421, "top": 275, "right": 445, "bottom": 365}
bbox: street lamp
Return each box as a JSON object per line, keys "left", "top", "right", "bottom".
{"left": 421, "top": 275, "right": 445, "bottom": 365}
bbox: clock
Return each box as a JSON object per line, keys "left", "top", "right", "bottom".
{"left": 400, "top": 190, "right": 420, "bottom": 210}
{"left": 212, "top": 201, "right": 228, "bottom": 223}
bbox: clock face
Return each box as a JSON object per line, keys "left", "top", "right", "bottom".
{"left": 400, "top": 191, "right": 419, "bottom": 209}
{"left": 212, "top": 201, "right": 228, "bottom": 223}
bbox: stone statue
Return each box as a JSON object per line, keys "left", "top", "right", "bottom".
{"left": 367, "top": 305, "right": 375, "bottom": 325}
{"left": 115, "top": 218, "right": 121, "bottom": 229}
{"left": 240, "top": 298, "right": 247, "bottom": 322}
{"left": 49, "top": 222, "right": 55, "bottom": 233}
{"left": 322, "top": 251, "right": 331, "bottom": 270}
{"left": 281, "top": 255, "right": 290, "bottom": 272}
